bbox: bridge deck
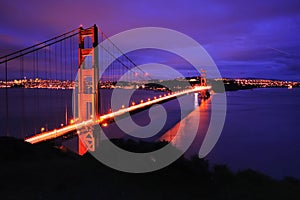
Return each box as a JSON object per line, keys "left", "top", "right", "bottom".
{"left": 25, "top": 86, "right": 211, "bottom": 144}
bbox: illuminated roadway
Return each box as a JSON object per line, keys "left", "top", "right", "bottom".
{"left": 25, "top": 86, "right": 211, "bottom": 144}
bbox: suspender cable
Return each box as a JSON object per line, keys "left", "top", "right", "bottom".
{"left": 98, "top": 28, "right": 152, "bottom": 80}
{"left": 36, "top": 51, "right": 40, "bottom": 128}
{"left": 0, "top": 28, "right": 78, "bottom": 60}
{"left": 49, "top": 44, "right": 52, "bottom": 80}
{"left": 70, "top": 36, "right": 73, "bottom": 81}
{"left": 44, "top": 47, "right": 47, "bottom": 80}
{"left": 55, "top": 43, "right": 58, "bottom": 80}
{"left": 60, "top": 41, "right": 63, "bottom": 80}
{"left": 64, "top": 39, "right": 67, "bottom": 80}
{"left": 5, "top": 60, "right": 9, "bottom": 136}
{"left": 20, "top": 55, "right": 24, "bottom": 138}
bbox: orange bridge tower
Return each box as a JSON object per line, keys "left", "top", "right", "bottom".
{"left": 75, "top": 24, "right": 99, "bottom": 155}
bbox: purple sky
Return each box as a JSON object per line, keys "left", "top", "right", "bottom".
{"left": 0, "top": 0, "right": 300, "bottom": 80}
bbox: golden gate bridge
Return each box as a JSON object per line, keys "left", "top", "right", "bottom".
{"left": 0, "top": 24, "right": 211, "bottom": 155}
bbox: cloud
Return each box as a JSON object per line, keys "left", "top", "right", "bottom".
{"left": 0, "top": 0, "right": 299, "bottom": 80}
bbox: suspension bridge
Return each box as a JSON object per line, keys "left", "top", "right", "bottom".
{"left": 0, "top": 24, "right": 211, "bottom": 155}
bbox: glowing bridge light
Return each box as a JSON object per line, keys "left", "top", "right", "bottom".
{"left": 140, "top": 100, "right": 144, "bottom": 103}
{"left": 132, "top": 102, "right": 136, "bottom": 106}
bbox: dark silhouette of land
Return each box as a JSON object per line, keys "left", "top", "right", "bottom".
{"left": 0, "top": 137, "right": 299, "bottom": 199}
{"left": 208, "top": 79, "right": 257, "bottom": 92}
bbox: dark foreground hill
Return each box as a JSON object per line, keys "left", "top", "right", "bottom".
{"left": 0, "top": 137, "right": 299, "bottom": 200}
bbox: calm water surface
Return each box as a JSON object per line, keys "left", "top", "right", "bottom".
{"left": 1, "top": 87, "right": 299, "bottom": 179}
{"left": 209, "top": 88, "right": 300, "bottom": 179}
{"left": 165, "top": 88, "right": 300, "bottom": 179}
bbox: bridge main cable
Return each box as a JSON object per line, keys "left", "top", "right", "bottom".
{"left": 98, "top": 28, "right": 153, "bottom": 80}
{"left": 0, "top": 27, "right": 87, "bottom": 64}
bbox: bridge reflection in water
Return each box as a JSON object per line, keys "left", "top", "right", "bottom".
{"left": 160, "top": 94, "right": 211, "bottom": 158}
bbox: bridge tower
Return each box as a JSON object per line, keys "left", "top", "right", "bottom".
{"left": 199, "top": 69, "right": 209, "bottom": 99}
{"left": 76, "top": 25, "right": 99, "bottom": 155}
{"left": 200, "top": 69, "right": 207, "bottom": 86}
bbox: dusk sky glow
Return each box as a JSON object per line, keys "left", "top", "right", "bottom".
{"left": 1, "top": 0, "right": 300, "bottom": 80}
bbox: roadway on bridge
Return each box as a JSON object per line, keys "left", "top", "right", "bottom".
{"left": 25, "top": 86, "right": 211, "bottom": 144}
